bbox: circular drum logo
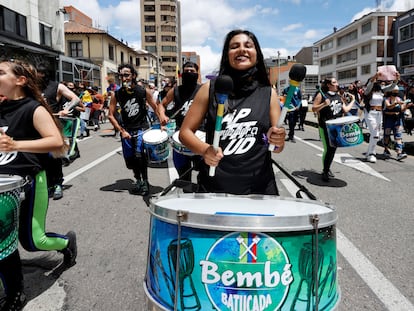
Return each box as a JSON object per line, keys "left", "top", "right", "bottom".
{"left": 200, "top": 232, "right": 293, "bottom": 311}
{"left": 339, "top": 123, "right": 362, "bottom": 145}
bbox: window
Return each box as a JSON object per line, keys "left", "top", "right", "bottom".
{"left": 362, "top": 21, "right": 371, "bottom": 34}
{"left": 136, "top": 58, "right": 140, "bottom": 66}
{"left": 145, "top": 46, "right": 156, "bottom": 53}
{"left": 338, "top": 68, "right": 357, "bottom": 80}
{"left": 400, "top": 51, "right": 414, "bottom": 67}
{"left": 337, "top": 30, "right": 358, "bottom": 47}
{"left": 69, "top": 41, "right": 83, "bottom": 57}
{"left": 400, "top": 23, "right": 414, "bottom": 42}
{"left": 337, "top": 49, "right": 357, "bottom": 63}
{"left": 320, "top": 40, "right": 333, "bottom": 52}
{"left": 109, "top": 44, "right": 114, "bottom": 60}
{"left": 361, "top": 65, "right": 371, "bottom": 75}
{"left": 321, "top": 57, "right": 333, "bottom": 67}
{"left": 121, "top": 51, "right": 124, "bottom": 64}
{"left": 39, "top": 23, "right": 52, "bottom": 47}
{"left": 361, "top": 44, "right": 371, "bottom": 55}
{"left": 0, "top": 6, "right": 27, "bottom": 39}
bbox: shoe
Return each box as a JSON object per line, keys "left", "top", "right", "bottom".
{"left": 285, "top": 137, "right": 290, "bottom": 142}
{"left": 383, "top": 150, "right": 391, "bottom": 158}
{"left": 62, "top": 231, "right": 77, "bottom": 267}
{"left": 1, "top": 291, "right": 27, "bottom": 311}
{"left": 53, "top": 185, "right": 63, "bottom": 200}
{"left": 78, "top": 134, "right": 84, "bottom": 140}
{"left": 366, "top": 154, "right": 376, "bottom": 163}
{"left": 141, "top": 180, "right": 149, "bottom": 196}
{"left": 290, "top": 138, "right": 296, "bottom": 143}
{"left": 328, "top": 170, "right": 335, "bottom": 178}
{"left": 85, "top": 128, "right": 90, "bottom": 137}
{"left": 321, "top": 171, "right": 330, "bottom": 182}
{"left": 396, "top": 153, "right": 407, "bottom": 161}
{"left": 94, "top": 125, "right": 98, "bottom": 131}
{"left": 133, "top": 180, "right": 142, "bottom": 194}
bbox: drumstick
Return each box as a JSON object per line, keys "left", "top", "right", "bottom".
{"left": 209, "top": 75, "right": 233, "bottom": 176}
{"left": 269, "top": 63, "right": 307, "bottom": 151}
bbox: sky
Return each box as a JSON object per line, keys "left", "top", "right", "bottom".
{"left": 62, "top": 0, "right": 414, "bottom": 80}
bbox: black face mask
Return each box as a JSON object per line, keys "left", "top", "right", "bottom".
{"left": 181, "top": 72, "right": 198, "bottom": 86}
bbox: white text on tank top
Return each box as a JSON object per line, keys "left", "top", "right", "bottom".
{"left": 124, "top": 98, "right": 141, "bottom": 118}
{"left": 220, "top": 108, "right": 258, "bottom": 155}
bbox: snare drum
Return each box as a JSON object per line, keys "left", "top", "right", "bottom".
{"left": 326, "top": 116, "right": 363, "bottom": 147}
{"left": 171, "top": 130, "right": 205, "bottom": 156}
{"left": 0, "top": 175, "right": 23, "bottom": 260}
{"left": 143, "top": 129, "right": 170, "bottom": 163}
{"left": 144, "top": 194, "right": 340, "bottom": 311}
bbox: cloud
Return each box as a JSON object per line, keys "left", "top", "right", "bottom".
{"left": 282, "top": 23, "right": 302, "bottom": 32}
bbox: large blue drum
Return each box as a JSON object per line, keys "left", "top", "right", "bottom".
{"left": 326, "top": 116, "right": 363, "bottom": 147}
{"left": 0, "top": 175, "right": 23, "bottom": 260}
{"left": 144, "top": 193, "right": 340, "bottom": 311}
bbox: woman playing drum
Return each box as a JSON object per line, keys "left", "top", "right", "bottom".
{"left": 312, "top": 77, "right": 353, "bottom": 182}
{"left": 0, "top": 58, "right": 77, "bottom": 310}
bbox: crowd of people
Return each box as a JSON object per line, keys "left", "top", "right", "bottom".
{"left": 1, "top": 28, "right": 414, "bottom": 310}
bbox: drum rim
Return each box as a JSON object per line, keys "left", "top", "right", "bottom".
{"left": 149, "top": 193, "right": 337, "bottom": 232}
{"left": 143, "top": 129, "right": 168, "bottom": 142}
{"left": 326, "top": 116, "right": 359, "bottom": 124}
{"left": 0, "top": 175, "right": 24, "bottom": 193}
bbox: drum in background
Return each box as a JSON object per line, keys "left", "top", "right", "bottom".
{"left": 0, "top": 175, "right": 24, "bottom": 260}
{"left": 59, "top": 117, "right": 81, "bottom": 158}
{"left": 144, "top": 194, "right": 340, "bottom": 311}
{"left": 326, "top": 116, "right": 363, "bottom": 147}
{"left": 171, "top": 130, "right": 205, "bottom": 156}
{"left": 143, "top": 129, "right": 170, "bottom": 163}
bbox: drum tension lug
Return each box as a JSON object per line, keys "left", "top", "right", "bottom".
{"left": 176, "top": 210, "right": 188, "bottom": 222}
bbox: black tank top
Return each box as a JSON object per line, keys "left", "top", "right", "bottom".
{"left": 318, "top": 92, "right": 344, "bottom": 127}
{"left": 42, "top": 81, "right": 60, "bottom": 113}
{"left": 0, "top": 98, "right": 47, "bottom": 177}
{"left": 199, "top": 80, "right": 277, "bottom": 195}
{"left": 115, "top": 85, "right": 149, "bottom": 130}
{"left": 166, "top": 84, "right": 201, "bottom": 128}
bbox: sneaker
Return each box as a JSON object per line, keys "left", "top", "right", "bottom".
{"left": 366, "top": 154, "right": 377, "bottom": 163}
{"left": 321, "top": 171, "right": 330, "bottom": 182}
{"left": 1, "top": 291, "right": 27, "bottom": 311}
{"left": 383, "top": 150, "right": 391, "bottom": 158}
{"left": 62, "top": 231, "right": 77, "bottom": 267}
{"left": 328, "top": 170, "right": 335, "bottom": 178}
{"left": 53, "top": 185, "right": 63, "bottom": 200}
{"left": 396, "top": 153, "right": 407, "bottom": 161}
{"left": 290, "top": 138, "right": 296, "bottom": 143}
{"left": 133, "top": 180, "right": 142, "bottom": 194}
{"left": 141, "top": 180, "right": 149, "bottom": 196}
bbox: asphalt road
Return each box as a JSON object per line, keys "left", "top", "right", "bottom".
{"left": 16, "top": 117, "right": 414, "bottom": 311}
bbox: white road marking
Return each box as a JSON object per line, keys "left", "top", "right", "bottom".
{"left": 295, "top": 136, "right": 390, "bottom": 181}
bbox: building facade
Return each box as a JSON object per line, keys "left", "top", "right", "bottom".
{"left": 393, "top": 8, "right": 414, "bottom": 83}
{"left": 140, "top": 0, "right": 181, "bottom": 86}
{"left": 64, "top": 6, "right": 159, "bottom": 91}
{"left": 313, "top": 11, "right": 400, "bottom": 85}
{"left": 0, "top": 0, "right": 65, "bottom": 76}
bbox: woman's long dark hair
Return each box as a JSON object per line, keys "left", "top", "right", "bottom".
{"left": 219, "top": 29, "right": 270, "bottom": 86}
{"left": 1, "top": 58, "right": 68, "bottom": 156}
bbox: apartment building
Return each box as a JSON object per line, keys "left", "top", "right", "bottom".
{"left": 0, "top": 0, "right": 65, "bottom": 75}
{"left": 393, "top": 8, "right": 414, "bottom": 82}
{"left": 313, "top": 10, "right": 400, "bottom": 85}
{"left": 140, "top": 0, "right": 181, "bottom": 86}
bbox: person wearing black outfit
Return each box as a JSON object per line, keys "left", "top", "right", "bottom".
{"left": 108, "top": 64, "right": 158, "bottom": 195}
{"left": 158, "top": 62, "right": 202, "bottom": 181}
{"left": 179, "top": 29, "right": 286, "bottom": 195}
{"left": 312, "top": 77, "right": 352, "bottom": 181}
{"left": 0, "top": 59, "right": 77, "bottom": 311}
{"left": 37, "top": 65, "right": 80, "bottom": 199}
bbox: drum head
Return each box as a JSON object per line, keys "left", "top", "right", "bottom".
{"left": 143, "top": 129, "right": 168, "bottom": 143}
{"left": 150, "top": 193, "right": 337, "bottom": 232}
{"left": 0, "top": 175, "right": 23, "bottom": 193}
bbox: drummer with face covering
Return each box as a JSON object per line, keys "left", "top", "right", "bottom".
{"left": 179, "top": 29, "right": 286, "bottom": 195}
{"left": 108, "top": 64, "right": 158, "bottom": 195}
{"left": 158, "top": 62, "right": 202, "bottom": 182}
{"left": 312, "top": 77, "right": 353, "bottom": 182}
